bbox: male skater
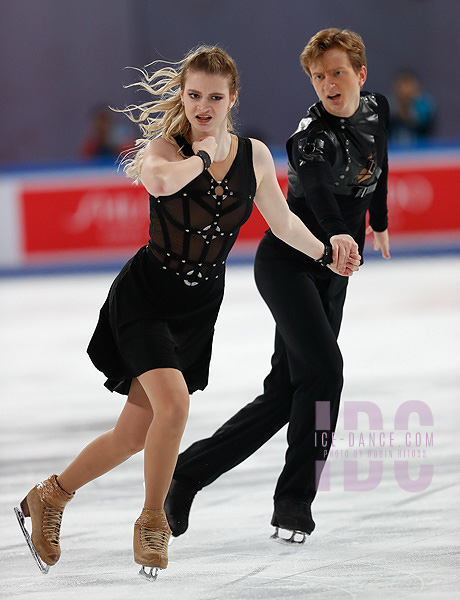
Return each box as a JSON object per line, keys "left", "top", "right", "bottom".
{"left": 166, "top": 28, "right": 390, "bottom": 542}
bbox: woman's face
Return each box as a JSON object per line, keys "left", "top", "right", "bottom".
{"left": 180, "top": 71, "right": 236, "bottom": 135}
{"left": 309, "top": 48, "right": 367, "bottom": 118}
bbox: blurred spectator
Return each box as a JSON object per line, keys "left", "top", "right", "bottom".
{"left": 388, "top": 70, "right": 436, "bottom": 146}
{"left": 80, "top": 105, "right": 133, "bottom": 160}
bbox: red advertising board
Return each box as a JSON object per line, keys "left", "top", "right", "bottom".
{"left": 21, "top": 181, "right": 149, "bottom": 257}
{"left": 237, "top": 157, "right": 460, "bottom": 243}
{"left": 385, "top": 160, "right": 460, "bottom": 232}
{"left": 19, "top": 154, "right": 460, "bottom": 260}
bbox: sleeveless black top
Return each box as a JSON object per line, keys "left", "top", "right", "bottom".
{"left": 147, "top": 135, "right": 257, "bottom": 286}
{"left": 88, "top": 134, "right": 258, "bottom": 396}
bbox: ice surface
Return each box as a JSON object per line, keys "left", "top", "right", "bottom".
{"left": 1, "top": 257, "right": 459, "bottom": 599}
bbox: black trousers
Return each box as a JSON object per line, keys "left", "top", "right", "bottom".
{"left": 174, "top": 233, "right": 348, "bottom": 502}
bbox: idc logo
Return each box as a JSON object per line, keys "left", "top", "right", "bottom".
{"left": 315, "top": 400, "right": 434, "bottom": 492}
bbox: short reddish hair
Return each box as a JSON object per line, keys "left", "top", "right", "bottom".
{"left": 300, "top": 28, "right": 367, "bottom": 77}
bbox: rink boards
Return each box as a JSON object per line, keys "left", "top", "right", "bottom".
{"left": 1, "top": 147, "right": 459, "bottom": 274}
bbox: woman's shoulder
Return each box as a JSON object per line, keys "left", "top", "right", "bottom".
{"left": 247, "top": 137, "right": 273, "bottom": 167}
{"left": 144, "top": 136, "right": 181, "bottom": 160}
{"left": 247, "top": 136, "right": 267, "bottom": 150}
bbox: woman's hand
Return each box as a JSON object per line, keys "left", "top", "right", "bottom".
{"left": 328, "top": 252, "right": 361, "bottom": 277}
{"left": 329, "top": 234, "right": 359, "bottom": 275}
{"left": 192, "top": 136, "right": 217, "bottom": 163}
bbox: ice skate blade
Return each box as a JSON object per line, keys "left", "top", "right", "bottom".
{"left": 138, "top": 565, "right": 161, "bottom": 581}
{"left": 270, "top": 527, "right": 306, "bottom": 546}
{"left": 14, "top": 506, "right": 50, "bottom": 574}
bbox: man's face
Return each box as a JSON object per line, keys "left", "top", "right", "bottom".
{"left": 309, "top": 48, "right": 367, "bottom": 118}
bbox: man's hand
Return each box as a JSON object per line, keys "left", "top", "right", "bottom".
{"left": 330, "top": 234, "right": 359, "bottom": 275}
{"left": 366, "top": 226, "right": 391, "bottom": 259}
{"left": 328, "top": 252, "right": 361, "bottom": 277}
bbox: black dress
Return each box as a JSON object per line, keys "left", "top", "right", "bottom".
{"left": 87, "top": 135, "right": 256, "bottom": 395}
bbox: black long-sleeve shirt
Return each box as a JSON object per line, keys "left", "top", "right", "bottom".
{"left": 285, "top": 91, "right": 389, "bottom": 255}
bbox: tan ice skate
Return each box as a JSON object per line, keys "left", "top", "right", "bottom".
{"left": 134, "top": 508, "right": 171, "bottom": 581}
{"left": 14, "top": 474, "right": 74, "bottom": 573}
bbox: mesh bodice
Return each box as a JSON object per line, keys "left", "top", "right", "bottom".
{"left": 148, "top": 136, "right": 256, "bottom": 285}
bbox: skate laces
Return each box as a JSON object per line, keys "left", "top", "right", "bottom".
{"left": 141, "top": 526, "right": 170, "bottom": 554}
{"left": 42, "top": 506, "right": 63, "bottom": 546}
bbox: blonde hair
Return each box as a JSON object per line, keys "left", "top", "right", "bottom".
{"left": 300, "top": 28, "right": 367, "bottom": 77}
{"left": 120, "top": 45, "right": 239, "bottom": 182}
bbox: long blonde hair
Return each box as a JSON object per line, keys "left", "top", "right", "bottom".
{"left": 120, "top": 45, "right": 239, "bottom": 182}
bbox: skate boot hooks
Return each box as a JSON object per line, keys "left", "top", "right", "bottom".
{"left": 134, "top": 508, "right": 171, "bottom": 581}
{"left": 14, "top": 474, "right": 74, "bottom": 573}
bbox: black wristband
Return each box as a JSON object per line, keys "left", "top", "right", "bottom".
{"left": 315, "top": 244, "right": 333, "bottom": 267}
{"left": 195, "top": 150, "right": 212, "bottom": 171}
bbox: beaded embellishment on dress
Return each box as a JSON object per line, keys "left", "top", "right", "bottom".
{"left": 147, "top": 136, "right": 256, "bottom": 285}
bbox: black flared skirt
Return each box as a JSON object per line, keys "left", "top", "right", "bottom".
{"left": 87, "top": 246, "right": 225, "bottom": 395}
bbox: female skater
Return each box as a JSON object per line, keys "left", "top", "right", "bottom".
{"left": 165, "top": 29, "right": 390, "bottom": 543}
{"left": 15, "top": 45, "right": 359, "bottom": 580}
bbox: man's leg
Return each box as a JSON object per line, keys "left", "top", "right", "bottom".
{"left": 255, "top": 256, "right": 347, "bottom": 534}
{"left": 273, "top": 276, "right": 348, "bottom": 502}
{"left": 174, "top": 331, "right": 293, "bottom": 490}
{"left": 166, "top": 331, "right": 294, "bottom": 535}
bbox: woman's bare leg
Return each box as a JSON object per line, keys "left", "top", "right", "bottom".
{"left": 57, "top": 378, "right": 152, "bottom": 494}
{"left": 137, "top": 368, "right": 189, "bottom": 509}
